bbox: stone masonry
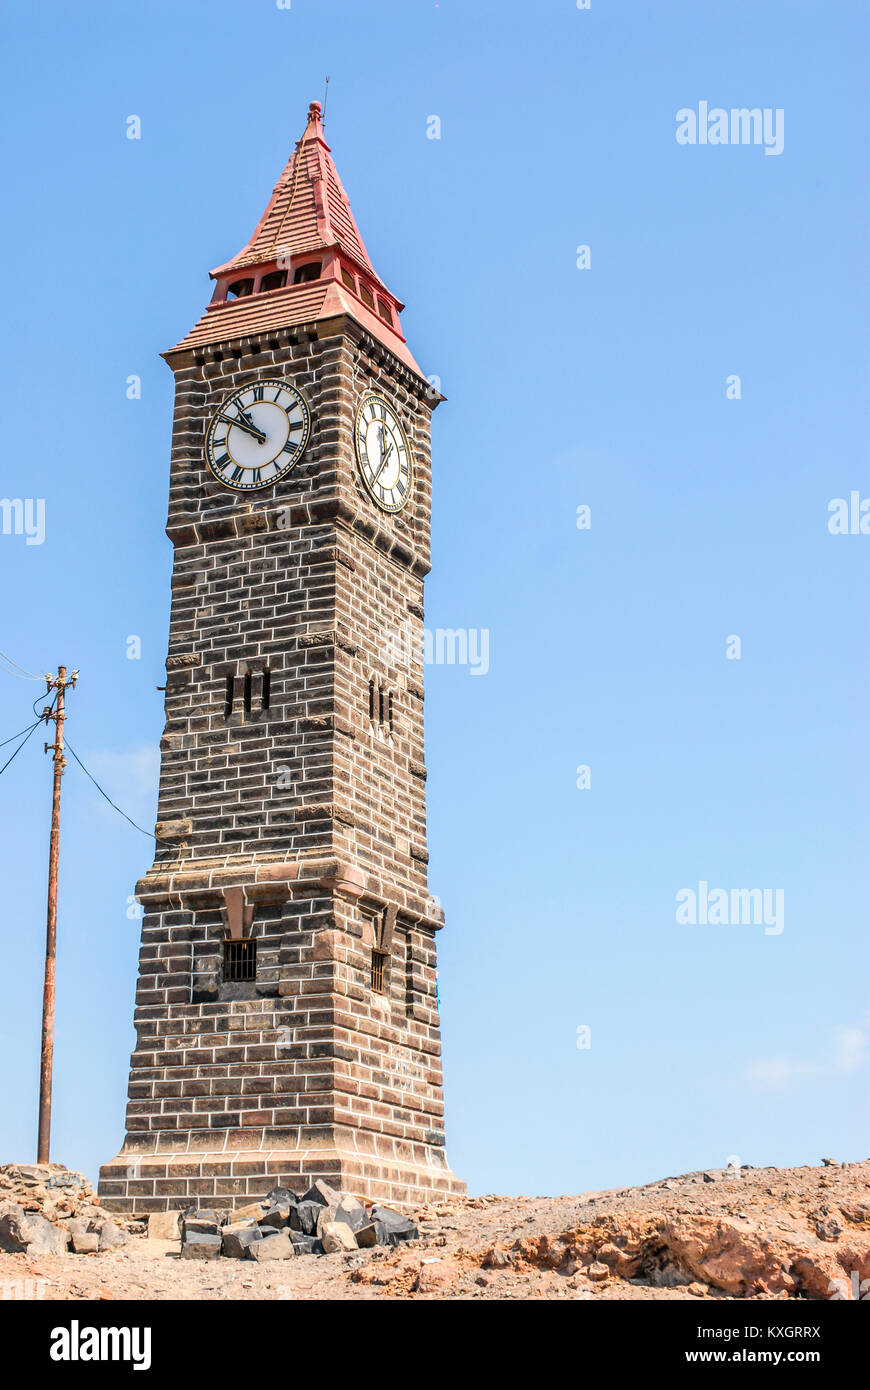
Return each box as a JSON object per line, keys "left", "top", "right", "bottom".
{"left": 98, "top": 104, "right": 465, "bottom": 1214}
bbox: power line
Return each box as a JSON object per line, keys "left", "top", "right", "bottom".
{"left": 0, "top": 649, "right": 44, "bottom": 682}
{"left": 0, "top": 692, "right": 156, "bottom": 840}
{"left": 64, "top": 738, "right": 156, "bottom": 840}
{"left": 0, "top": 717, "right": 42, "bottom": 750}
{"left": 32, "top": 687, "right": 56, "bottom": 718}
{"left": 0, "top": 717, "right": 42, "bottom": 778}
{"left": 0, "top": 662, "right": 39, "bottom": 682}
{"left": 0, "top": 690, "right": 58, "bottom": 776}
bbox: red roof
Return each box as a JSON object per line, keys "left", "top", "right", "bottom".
{"left": 167, "top": 280, "right": 329, "bottom": 351}
{"left": 166, "top": 102, "right": 424, "bottom": 378}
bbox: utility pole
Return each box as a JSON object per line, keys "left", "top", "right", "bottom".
{"left": 37, "top": 665, "right": 77, "bottom": 1164}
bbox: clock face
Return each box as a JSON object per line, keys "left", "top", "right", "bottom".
{"left": 205, "top": 379, "right": 310, "bottom": 491}
{"left": 354, "top": 394, "right": 413, "bottom": 513}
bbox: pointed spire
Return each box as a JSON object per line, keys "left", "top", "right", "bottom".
{"left": 168, "top": 102, "right": 422, "bottom": 376}
{"left": 211, "top": 98, "right": 378, "bottom": 280}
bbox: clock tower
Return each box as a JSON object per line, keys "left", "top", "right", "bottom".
{"left": 98, "top": 102, "right": 465, "bottom": 1212}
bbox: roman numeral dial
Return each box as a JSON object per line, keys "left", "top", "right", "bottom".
{"left": 205, "top": 379, "right": 311, "bottom": 491}
{"left": 354, "top": 394, "right": 413, "bottom": 513}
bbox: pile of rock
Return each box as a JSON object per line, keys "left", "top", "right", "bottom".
{"left": 0, "top": 1163, "right": 130, "bottom": 1256}
{"left": 168, "top": 1180, "right": 419, "bottom": 1262}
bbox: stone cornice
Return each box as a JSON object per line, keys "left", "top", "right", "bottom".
{"left": 135, "top": 854, "right": 444, "bottom": 932}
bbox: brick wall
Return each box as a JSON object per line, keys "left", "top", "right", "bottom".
{"left": 98, "top": 315, "right": 464, "bottom": 1211}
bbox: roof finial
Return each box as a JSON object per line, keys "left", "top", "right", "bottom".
{"left": 308, "top": 100, "right": 322, "bottom": 126}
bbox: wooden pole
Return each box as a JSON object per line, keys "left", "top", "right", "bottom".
{"left": 37, "top": 665, "right": 76, "bottom": 1164}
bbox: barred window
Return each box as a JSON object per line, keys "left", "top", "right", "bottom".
{"left": 371, "top": 949, "right": 387, "bottom": 994}
{"left": 224, "top": 939, "right": 257, "bottom": 982}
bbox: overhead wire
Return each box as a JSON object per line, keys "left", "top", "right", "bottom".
{"left": 64, "top": 739, "right": 156, "bottom": 840}
{"left": 0, "top": 717, "right": 42, "bottom": 778}
{"left": 0, "top": 718, "right": 42, "bottom": 750}
{"left": 2, "top": 682, "right": 155, "bottom": 841}
{"left": 0, "top": 648, "right": 44, "bottom": 682}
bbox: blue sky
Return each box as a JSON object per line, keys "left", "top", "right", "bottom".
{"left": 1, "top": 0, "right": 867, "bottom": 1195}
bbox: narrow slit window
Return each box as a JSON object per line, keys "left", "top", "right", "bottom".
{"left": 368, "top": 678, "right": 376, "bottom": 721}
{"left": 224, "top": 939, "right": 257, "bottom": 982}
{"left": 378, "top": 685, "right": 385, "bottom": 725}
{"left": 243, "top": 671, "right": 252, "bottom": 714}
{"left": 388, "top": 692, "right": 394, "bottom": 731}
{"left": 224, "top": 674, "right": 235, "bottom": 719}
{"left": 371, "top": 949, "right": 387, "bottom": 994}
{"left": 261, "top": 669, "right": 271, "bottom": 710}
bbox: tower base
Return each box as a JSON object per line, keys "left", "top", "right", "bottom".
{"left": 97, "top": 1125, "right": 465, "bottom": 1215}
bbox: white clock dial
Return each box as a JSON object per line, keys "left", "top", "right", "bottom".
{"left": 354, "top": 395, "right": 413, "bottom": 513}
{"left": 205, "top": 379, "right": 310, "bottom": 491}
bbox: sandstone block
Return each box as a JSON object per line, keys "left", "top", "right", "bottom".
{"left": 148, "top": 1211, "right": 181, "bottom": 1240}
{"left": 321, "top": 1221, "right": 358, "bottom": 1253}
{"left": 0, "top": 1203, "right": 70, "bottom": 1255}
{"left": 370, "top": 1206, "right": 418, "bottom": 1244}
{"left": 72, "top": 1232, "right": 101, "bottom": 1254}
{"left": 302, "top": 1179, "right": 342, "bottom": 1207}
{"left": 248, "top": 1234, "right": 293, "bottom": 1262}
{"left": 222, "top": 1224, "right": 263, "bottom": 1258}
{"left": 181, "top": 1233, "right": 222, "bottom": 1260}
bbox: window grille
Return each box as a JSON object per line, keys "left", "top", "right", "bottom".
{"left": 224, "top": 939, "right": 257, "bottom": 982}
{"left": 371, "top": 949, "right": 387, "bottom": 994}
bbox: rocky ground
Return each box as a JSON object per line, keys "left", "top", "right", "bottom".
{"left": 1, "top": 1158, "right": 868, "bottom": 1301}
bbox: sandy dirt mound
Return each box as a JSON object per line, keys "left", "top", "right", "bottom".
{"left": 0, "top": 1158, "right": 867, "bottom": 1300}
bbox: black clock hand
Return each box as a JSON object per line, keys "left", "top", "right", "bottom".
{"left": 219, "top": 411, "right": 266, "bottom": 444}
{"left": 373, "top": 439, "right": 395, "bottom": 485}
{"left": 233, "top": 404, "right": 267, "bottom": 441}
